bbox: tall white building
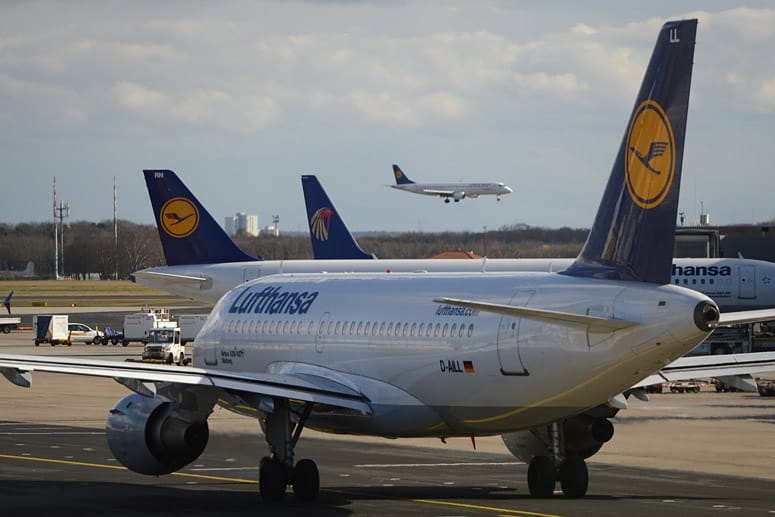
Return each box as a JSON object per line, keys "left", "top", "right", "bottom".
{"left": 224, "top": 212, "right": 260, "bottom": 237}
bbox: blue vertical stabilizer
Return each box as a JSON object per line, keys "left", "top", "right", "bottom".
{"left": 563, "top": 20, "right": 696, "bottom": 284}
{"left": 143, "top": 170, "right": 260, "bottom": 266}
{"left": 301, "top": 175, "right": 373, "bottom": 260}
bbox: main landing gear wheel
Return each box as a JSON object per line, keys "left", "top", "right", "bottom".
{"left": 260, "top": 400, "right": 318, "bottom": 503}
{"left": 527, "top": 455, "right": 556, "bottom": 498}
{"left": 259, "top": 457, "right": 289, "bottom": 503}
{"left": 559, "top": 454, "right": 588, "bottom": 498}
{"left": 292, "top": 458, "right": 320, "bottom": 502}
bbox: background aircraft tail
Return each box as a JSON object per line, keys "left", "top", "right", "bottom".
{"left": 301, "top": 175, "right": 373, "bottom": 260}
{"left": 563, "top": 19, "right": 696, "bottom": 284}
{"left": 3, "top": 291, "right": 12, "bottom": 315}
{"left": 392, "top": 164, "right": 415, "bottom": 185}
{"left": 143, "top": 170, "right": 260, "bottom": 266}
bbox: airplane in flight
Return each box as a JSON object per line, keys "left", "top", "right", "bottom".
{"left": 5, "top": 19, "right": 775, "bottom": 503}
{"left": 135, "top": 170, "right": 775, "bottom": 315}
{"left": 389, "top": 164, "right": 513, "bottom": 203}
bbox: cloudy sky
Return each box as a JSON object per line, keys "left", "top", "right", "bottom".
{"left": 1, "top": 1, "right": 773, "bottom": 233}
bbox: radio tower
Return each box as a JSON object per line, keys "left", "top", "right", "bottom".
{"left": 53, "top": 177, "right": 58, "bottom": 279}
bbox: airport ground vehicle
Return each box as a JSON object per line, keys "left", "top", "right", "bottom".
{"left": 68, "top": 323, "right": 105, "bottom": 345}
{"left": 33, "top": 315, "right": 70, "bottom": 346}
{"left": 141, "top": 324, "right": 188, "bottom": 365}
{"left": 179, "top": 314, "right": 208, "bottom": 345}
{"left": 122, "top": 308, "right": 173, "bottom": 346}
{"left": 103, "top": 327, "right": 126, "bottom": 346}
{"left": 0, "top": 316, "right": 20, "bottom": 334}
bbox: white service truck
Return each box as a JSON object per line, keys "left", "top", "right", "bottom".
{"left": 0, "top": 315, "right": 21, "bottom": 334}
{"left": 141, "top": 322, "right": 189, "bottom": 365}
{"left": 179, "top": 314, "right": 209, "bottom": 345}
{"left": 33, "top": 315, "right": 70, "bottom": 346}
{"left": 121, "top": 308, "right": 173, "bottom": 346}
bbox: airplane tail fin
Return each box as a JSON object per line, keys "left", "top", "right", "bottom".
{"left": 562, "top": 19, "right": 696, "bottom": 284}
{"left": 301, "top": 175, "right": 373, "bottom": 260}
{"left": 143, "top": 170, "right": 260, "bottom": 266}
{"left": 3, "top": 291, "right": 12, "bottom": 315}
{"left": 392, "top": 164, "right": 415, "bottom": 185}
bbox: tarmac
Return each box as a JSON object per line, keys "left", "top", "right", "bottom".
{"left": 2, "top": 322, "right": 775, "bottom": 516}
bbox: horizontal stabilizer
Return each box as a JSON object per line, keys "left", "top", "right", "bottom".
{"left": 631, "top": 351, "right": 775, "bottom": 389}
{"left": 718, "top": 308, "right": 775, "bottom": 326}
{"left": 133, "top": 270, "right": 209, "bottom": 287}
{"left": 433, "top": 297, "right": 638, "bottom": 331}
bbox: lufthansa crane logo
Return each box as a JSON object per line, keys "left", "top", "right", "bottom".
{"left": 310, "top": 207, "right": 334, "bottom": 241}
{"left": 160, "top": 197, "right": 199, "bottom": 238}
{"left": 395, "top": 170, "right": 404, "bottom": 180}
{"left": 625, "top": 100, "right": 675, "bottom": 209}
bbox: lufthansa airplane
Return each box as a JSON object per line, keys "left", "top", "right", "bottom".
{"left": 389, "top": 163, "right": 513, "bottom": 202}
{"left": 11, "top": 20, "right": 775, "bottom": 504}
{"left": 135, "top": 170, "right": 775, "bottom": 314}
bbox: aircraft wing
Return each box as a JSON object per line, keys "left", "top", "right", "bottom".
{"left": 0, "top": 354, "right": 372, "bottom": 414}
{"left": 434, "top": 297, "right": 638, "bottom": 331}
{"left": 631, "top": 351, "right": 775, "bottom": 388}
{"left": 423, "top": 189, "right": 455, "bottom": 197}
{"left": 132, "top": 270, "right": 210, "bottom": 288}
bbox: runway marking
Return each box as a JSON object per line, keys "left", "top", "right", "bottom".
{"left": 0, "top": 432, "right": 104, "bottom": 435}
{"left": 355, "top": 462, "right": 522, "bottom": 468}
{"left": 413, "top": 499, "right": 563, "bottom": 517}
{"left": 0, "top": 453, "right": 257, "bottom": 484}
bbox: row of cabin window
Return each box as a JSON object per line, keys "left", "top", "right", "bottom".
{"left": 225, "top": 318, "right": 475, "bottom": 339}
{"left": 672, "top": 277, "right": 731, "bottom": 286}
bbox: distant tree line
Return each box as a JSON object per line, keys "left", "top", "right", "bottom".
{"left": 0, "top": 221, "right": 588, "bottom": 279}
{"left": 0, "top": 221, "right": 163, "bottom": 279}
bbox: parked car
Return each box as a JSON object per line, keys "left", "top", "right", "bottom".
{"left": 67, "top": 323, "right": 105, "bottom": 345}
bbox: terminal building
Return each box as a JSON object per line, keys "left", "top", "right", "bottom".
{"left": 675, "top": 224, "right": 775, "bottom": 261}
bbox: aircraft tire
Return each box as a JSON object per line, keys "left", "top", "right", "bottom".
{"left": 559, "top": 455, "right": 588, "bottom": 498}
{"left": 292, "top": 459, "right": 320, "bottom": 502}
{"left": 528, "top": 456, "right": 556, "bottom": 498}
{"left": 259, "top": 458, "right": 288, "bottom": 503}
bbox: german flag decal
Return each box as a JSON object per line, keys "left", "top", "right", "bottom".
{"left": 463, "top": 361, "right": 475, "bottom": 373}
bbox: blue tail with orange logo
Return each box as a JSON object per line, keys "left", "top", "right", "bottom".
{"left": 392, "top": 164, "right": 415, "bottom": 185}
{"left": 143, "top": 169, "right": 259, "bottom": 266}
{"left": 562, "top": 19, "right": 696, "bottom": 284}
{"left": 301, "top": 175, "right": 373, "bottom": 260}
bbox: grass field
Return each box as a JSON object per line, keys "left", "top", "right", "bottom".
{"left": 0, "top": 280, "right": 205, "bottom": 308}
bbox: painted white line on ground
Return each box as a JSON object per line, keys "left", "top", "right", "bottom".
{"left": 354, "top": 462, "right": 522, "bottom": 468}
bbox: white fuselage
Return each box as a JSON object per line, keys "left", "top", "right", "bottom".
{"left": 134, "top": 257, "right": 775, "bottom": 312}
{"left": 194, "top": 272, "right": 713, "bottom": 438}
{"left": 390, "top": 181, "right": 512, "bottom": 200}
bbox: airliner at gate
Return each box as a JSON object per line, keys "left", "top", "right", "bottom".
{"left": 8, "top": 19, "right": 775, "bottom": 505}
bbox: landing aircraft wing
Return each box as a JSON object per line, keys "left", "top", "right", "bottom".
{"left": 0, "top": 355, "right": 372, "bottom": 414}
{"left": 631, "top": 351, "right": 775, "bottom": 388}
{"left": 423, "top": 189, "right": 455, "bottom": 197}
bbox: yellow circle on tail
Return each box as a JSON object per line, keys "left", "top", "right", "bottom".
{"left": 160, "top": 198, "right": 199, "bottom": 238}
{"left": 625, "top": 100, "right": 675, "bottom": 209}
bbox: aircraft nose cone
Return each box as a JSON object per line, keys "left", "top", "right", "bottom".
{"left": 693, "top": 301, "right": 720, "bottom": 331}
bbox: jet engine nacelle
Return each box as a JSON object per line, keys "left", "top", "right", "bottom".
{"left": 502, "top": 417, "right": 614, "bottom": 463}
{"left": 106, "top": 393, "right": 209, "bottom": 475}
{"left": 452, "top": 191, "right": 466, "bottom": 200}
